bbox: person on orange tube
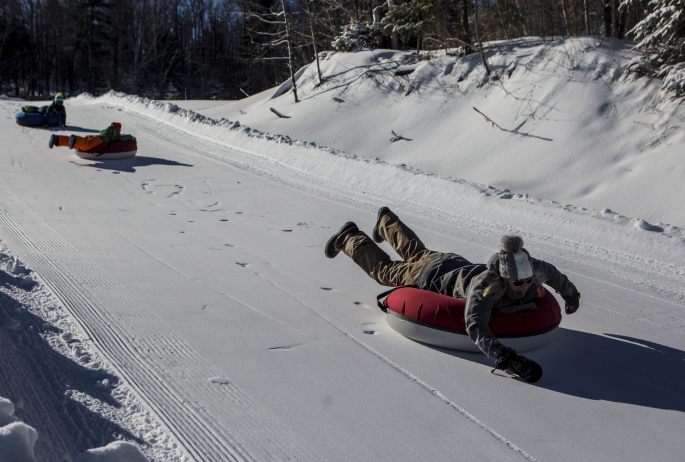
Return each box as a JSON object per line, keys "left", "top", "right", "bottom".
{"left": 48, "top": 122, "right": 136, "bottom": 150}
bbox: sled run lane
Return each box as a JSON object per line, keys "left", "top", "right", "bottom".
{"left": 1, "top": 97, "right": 685, "bottom": 462}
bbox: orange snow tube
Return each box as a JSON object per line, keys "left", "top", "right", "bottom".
{"left": 76, "top": 141, "right": 138, "bottom": 161}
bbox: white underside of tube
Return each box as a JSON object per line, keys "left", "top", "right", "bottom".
{"left": 76, "top": 149, "right": 137, "bottom": 160}
{"left": 385, "top": 313, "right": 557, "bottom": 352}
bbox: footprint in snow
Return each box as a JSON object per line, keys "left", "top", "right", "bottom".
{"left": 220, "top": 219, "right": 228, "bottom": 222}
{"left": 362, "top": 322, "right": 379, "bottom": 335}
{"left": 235, "top": 212, "right": 243, "bottom": 214}
{"left": 224, "top": 243, "right": 235, "bottom": 247}
{"left": 209, "top": 377, "right": 231, "bottom": 385}
{"left": 634, "top": 219, "right": 664, "bottom": 232}
{"left": 320, "top": 287, "right": 333, "bottom": 291}
{"left": 269, "top": 344, "right": 303, "bottom": 351}
{"left": 236, "top": 262, "right": 249, "bottom": 267}
{"left": 354, "top": 301, "right": 370, "bottom": 308}
{"left": 281, "top": 229, "right": 293, "bottom": 232}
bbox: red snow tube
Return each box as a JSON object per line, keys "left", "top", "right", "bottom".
{"left": 378, "top": 287, "right": 561, "bottom": 352}
{"left": 76, "top": 141, "right": 138, "bottom": 160}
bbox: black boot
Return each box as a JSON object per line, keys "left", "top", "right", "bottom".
{"left": 372, "top": 206, "right": 392, "bottom": 243}
{"left": 325, "top": 222, "right": 359, "bottom": 259}
{"left": 68, "top": 135, "right": 77, "bottom": 149}
{"left": 48, "top": 135, "right": 57, "bottom": 149}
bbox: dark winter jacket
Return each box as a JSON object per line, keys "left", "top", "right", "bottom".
{"left": 45, "top": 102, "right": 66, "bottom": 119}
{"left": 417, "top": 252, "right": 577, "bottom": 360}
{"left": 99, "top": 125, "right": 136, "bottom": 144}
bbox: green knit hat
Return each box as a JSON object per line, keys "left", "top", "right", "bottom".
{"left": 54, "top": 93, "right": 64, "bottom": 104}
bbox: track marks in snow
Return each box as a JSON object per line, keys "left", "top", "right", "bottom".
{"left": 0, "top": 181, "right": 316, "bottom": 460}
{"left": 0, "top": 176, "right": 77, "bottom": 254}
{"left": 0, "top": 254, "right": 164, "bottom": 460}
{"left": 257, "top": 275, "right": 539, "bottom": 461}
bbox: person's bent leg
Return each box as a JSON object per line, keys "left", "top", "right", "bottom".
{"left": 344, "top": 232, "right": 427, "bottom": 287}
{"left": 375, "top": 210, "right": 440, "bottom": 263}
{"left": 72, "top": 135, "right": 104, "bottom": 151}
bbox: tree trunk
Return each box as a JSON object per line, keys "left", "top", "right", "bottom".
{"left": 560, "top": 0, "right": 570, "bottom": 36}
{"left": 618, "top": 7, "right": 626, "bottom": 39}
{"left": 474, "top": 2, "right": 490, "bottom": 75}
{"left": 304, "top": 0, "right": 323, "bottom": 85}
{"left": 281, "top": 0, "right": 299, "bottom": 103}
{"left": 372, "top": 0, "right": 385, "bottom": 47}
{"left": 494, "top": 0, "right": 511, "bottom": 40}
{"left": 513, "top": 0, "right": 528, "bottom": 36}
{"left": 388, "top": 0, "right": 399, "bottom": 49}
{"left": 603, "top": 2, "right": 612, "bottom": 37}
{"left": 462, "top": 0, "right": 472, "bottom": 52}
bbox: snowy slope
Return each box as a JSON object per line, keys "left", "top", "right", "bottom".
{"left": 1, "top": 37, "right": 685, "bottom": 462}
{"left": 180, "top": 37, "right": 685, "bottom": 229}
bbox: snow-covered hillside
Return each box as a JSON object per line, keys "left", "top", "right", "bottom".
{"left": 1, "top": 37, "right": 685, "bottom": 462}
{"left": 172, "top": 37, "right": 685, "bottom": 229}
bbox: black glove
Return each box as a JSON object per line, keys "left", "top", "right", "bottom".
{"left": 564, "top": 289, "right": 580, "bottom": 315}
{"left": 496, "top": 348, "right": 543, "bottom": 383}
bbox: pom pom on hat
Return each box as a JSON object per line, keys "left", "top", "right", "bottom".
{"left": 111, "top": 122, "right": 122, "bottom": 131}
{"left": 498, "top": 234, "right": 534, "bottom": 280}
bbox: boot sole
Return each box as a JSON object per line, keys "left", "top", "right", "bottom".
{"left": 325, "top": 222, "right": 357, "bottom": 259}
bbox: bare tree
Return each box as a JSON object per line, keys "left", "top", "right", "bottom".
{"left": 474, "top": 0, "right": 490, "bottom": 75}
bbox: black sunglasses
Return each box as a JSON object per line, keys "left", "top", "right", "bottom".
{"left": 512, "top": 277, "right": 534, "bottom": 286}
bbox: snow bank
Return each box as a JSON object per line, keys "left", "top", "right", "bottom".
{"left": 72, "top": 441, "right": 148, "bottom": 462}
{"left": 0, "top": 240, "right": 186, "bottom": 462}
{"left": 0, "top": 397, "right": 37, "bottom": 462}
{"left": 0, "top": 421, "right": 38, "bottom": 462}
{"left": 0, "top": 394, "right": 146, "bottom": 462}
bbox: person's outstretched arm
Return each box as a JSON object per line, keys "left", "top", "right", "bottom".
{"left": 534, "top": 259, "right": 580, "bottom": 314}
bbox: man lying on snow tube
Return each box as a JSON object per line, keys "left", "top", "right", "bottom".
{"left": 17, "top": 93, "right": 67, "bottom": 127}
{"left": 325, "top": 207, "right": 581, "bottom": 383}
{"left": 48, "top": 122, "right": 136, "bottom": 152}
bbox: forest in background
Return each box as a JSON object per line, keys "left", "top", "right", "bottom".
{"left": 0, "top": 0, "right": 672, "bottom": 100}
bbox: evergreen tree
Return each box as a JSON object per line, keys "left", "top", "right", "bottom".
{"left": 622, "top": 0, "right": 685, "bottom": 96}
{"left": 380, "top": 0, "right": 458, "bottom": 50}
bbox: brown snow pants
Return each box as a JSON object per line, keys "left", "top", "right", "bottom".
{"left": 55, "top": 135, "right": 103, "bottom": 151}
{"left": 343, "top": 210, "right": 441, "bottom": 287}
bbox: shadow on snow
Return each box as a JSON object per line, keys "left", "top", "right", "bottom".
{"left": 71, "top": 155, "right": 193, "bottom": 173}
{"left": 0, "top": 272, "right": 146, "bottom": 459}
{"left": 421, "top": 327, "right": 685, "bottom": 413}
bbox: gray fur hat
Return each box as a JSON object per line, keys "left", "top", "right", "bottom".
{"left": 498, "top": 235, "right": 534, "bottom": 280}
